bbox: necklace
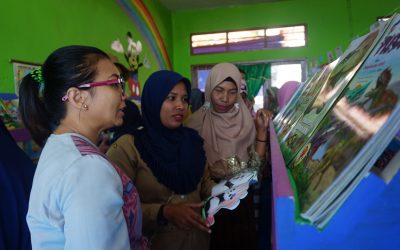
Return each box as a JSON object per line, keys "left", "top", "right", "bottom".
{"left": 56, "top": 124, "right": 81, "bottom": 135}
{"left": 56, "top": 124, "right": 98, "bottom": 145}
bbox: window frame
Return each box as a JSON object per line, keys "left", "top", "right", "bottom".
{"left": 190, "top": 24, "right": 308, "bottom": 55}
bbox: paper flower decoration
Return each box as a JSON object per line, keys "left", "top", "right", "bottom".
{"left": 111, "top": 31, "right": 150, "bottom": 73}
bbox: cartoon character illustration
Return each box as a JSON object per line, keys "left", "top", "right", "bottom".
{"left": 111, "top": 31, "right": 150, "bottom": 97}
{"left": 286, "top": 133, "right": 306, "bottom": 152}
{"left": 360, "top": 67, "right": 397, "bottom": 115}
{"left": 202, "top": 183, "right": 250, "bottom": 226}
{"left": 345, "top": 82, "right": 371, "bottom": 103}
{"left": 328, "top": 30, "right": 379, "bottom": 89}
{"left": 211, "top": 169, "right": 257, "bottom": 196}
{"left": 202, "top": 170, "right": 257, "bottom": 226}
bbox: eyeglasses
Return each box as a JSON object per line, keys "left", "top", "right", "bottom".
{"left": 61, "top": 77, "right": 125, "bottom": 102}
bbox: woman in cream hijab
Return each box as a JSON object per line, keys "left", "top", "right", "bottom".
{"left": 186, "top": 63, "right": 271, "bottom": 250}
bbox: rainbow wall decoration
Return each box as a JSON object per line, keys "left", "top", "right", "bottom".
{"left": 117, "top": 0, "right": 172, "bottom": 70}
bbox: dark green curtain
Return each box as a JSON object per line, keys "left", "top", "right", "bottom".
{"left": 237, "top": 63, "right": 271, "bottom": 99}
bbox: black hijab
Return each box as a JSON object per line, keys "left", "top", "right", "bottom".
{"left": 134, "top": 70, "right": 206, "bottom": 194}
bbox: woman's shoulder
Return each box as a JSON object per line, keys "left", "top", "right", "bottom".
{"left": 184, "top": 109, "right": 205, "bottom": 131}
{"left": 114, "top": 133, "right": 135, "bottom": 145}
{"left": 72, "top": 154, "right": 118, "bottom": 176}
{"left": 107, "top": 134, "right": 142, "bottom": 170}
{"left": 107, "top": 133, "right": 138, "bottom": 154}
{"left": 34, "top": 146, "right": 121, "bottom": 197}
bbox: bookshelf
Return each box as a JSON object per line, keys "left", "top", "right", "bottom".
{"left": 270, "top": 122, "right": 400, "bottom": 250}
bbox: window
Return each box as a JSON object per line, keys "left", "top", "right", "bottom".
{"left": 228, "top": 29, "right": 265, "bottom": 52}
{"left": 270, "top": 62, "right": 304, "bottom": 88}
{"left": 191, "top": 33, "right": 227, "bottom": 54}
{"left": 266, "top": 26, "right": 306, "bottom": 48}
{"left": 191, "top": 25, "right": 306, "bottom": 55}
{"left": 377, "top": 16, "right": 391, "bottom": 22}
{"left": 190, "top": 64, "right": 214, "bottom": 91}
{"left": 255, "top": 61, "right": 306, "bottom": 112}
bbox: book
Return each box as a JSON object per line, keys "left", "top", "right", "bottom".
{"left": 274, "top": 26, "right": 384, "bottom": 140}
{"left": 371, "top": 132, "right": 400, "bottom": 183}
{"left": 275, "top": 61, "right": 338, "bottom": 142}
{"left": 287, "top": 13, "right": 400, "bottom": 228}
{"left": 280, "top": 23, "right": 387, "bottom": 165}
{"left": 201, "top": 168, "right": 258, "bottom": 226}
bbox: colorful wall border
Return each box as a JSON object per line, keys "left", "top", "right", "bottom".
{"left": 117, "top": 0, "right": 172, "bottom": 70}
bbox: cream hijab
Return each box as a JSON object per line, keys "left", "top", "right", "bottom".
{"left": 186, "top": 63, "right": 256, "bottom": 169}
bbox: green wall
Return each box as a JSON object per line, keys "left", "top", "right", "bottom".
{"left": 1, "top": 0, "right": 398, "bottom": 93}
{"left": 0, "top": 0, "right": 171, "bottom": 94}
{"left": 171, "top": 0, "right": 400, "bottom": 78}
{"left": 145, "top": 0, "right": 173, "bottom": 60}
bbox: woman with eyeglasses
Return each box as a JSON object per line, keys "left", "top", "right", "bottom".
{"left": 18, "top": 45, "right": 148, "bottom": 250}
{"left": 107, "top": 70, "right": 211, "bottom": 250}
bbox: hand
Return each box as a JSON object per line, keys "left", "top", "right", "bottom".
{"left": 254, "top": 108, "right": 272, "bottom": 135}
{"left": 163, "top": 202, "right": 211, "bottom": 233}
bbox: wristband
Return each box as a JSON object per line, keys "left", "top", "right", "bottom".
{"left": 256, "top": 138, "right": 267, "bottom": 143}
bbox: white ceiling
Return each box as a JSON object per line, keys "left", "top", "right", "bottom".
{"left": 158, "top": 0, "right": 286, "bottom": 11}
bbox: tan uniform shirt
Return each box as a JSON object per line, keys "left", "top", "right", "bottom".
{"left": 107, "top": 134, "right": 210, "bottom": 250}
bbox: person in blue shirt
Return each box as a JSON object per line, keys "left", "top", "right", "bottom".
{"left": 18, "top": 45, "right": 148, "bottom": 250}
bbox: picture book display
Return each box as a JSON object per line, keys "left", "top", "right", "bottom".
{"left": 202, "top": 168, "right": 258, "bottom": 226}
{"left": 287, "top": 14, "right": 400, "bottom": 228}
{"left": 273, "top": 25, "right": 382, "bottom": 139}
{"left": 280, "top": 23, "right": 387, "bottom": 165}
{"left": 274, "top": 60, "right": 337, "bottom": 141}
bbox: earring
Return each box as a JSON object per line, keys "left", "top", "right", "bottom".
{"left": 83, "top": 104, "right": 88, "bottom": 111}
{"left": 234, "top": 102, "right": 240, "bottom": 109}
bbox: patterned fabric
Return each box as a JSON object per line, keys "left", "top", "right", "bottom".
{"left": 71, "top": 135, "right": 148, "bottom": 250}
{"left": 223, "top": 145, "right": 263, "bottom": 177}
{"left": 112, "top": 164, "right": 148, "bottom": 250}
